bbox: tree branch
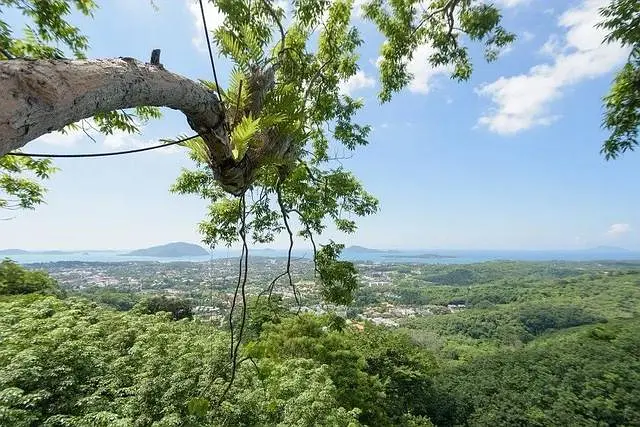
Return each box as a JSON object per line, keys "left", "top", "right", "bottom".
{"left": 411, "top": 0, "right": 461, "bottom": 39}
{"left": 0, "top": 56, "right": 288, "bottom": 196}
{"left": 275, "top": 178, "right": 300, "bottom": 309}
{"left": 260, "top": 0, "right": 286, "bottom": 57}
{"left": 0, "top": 57, "right": 224, "bottom": 156}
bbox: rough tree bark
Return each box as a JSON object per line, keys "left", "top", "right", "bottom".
{"left": 0, "top": 57, "right": 283, "bottom": 195}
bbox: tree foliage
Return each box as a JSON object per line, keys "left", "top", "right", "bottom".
{"left": 0, "top": 263, "right": 441, "bottom": 426}
{"left": 0, "top": 0, "right": 160, "bottom": 214}
{"left": 0, "top": 0, "right": 95, "bottom": 60}
{"left": 0, "top": 259, "right": 61, "bottom": 296}
{"left": 599, "top": 0, "right": 640, "bottom": 159}
{"left": 0, "top": 0, "right": 638, "bottom": 216}
{"left": 428, "top": 318, "right": 640, "bottom": 426}
{"left": 0, "top": 1, "right": 93, "bottom": 213}
{"left": 364, "top": 0, "right": 515, "bottom": 102}
{"left": 170, "top": 0, "right": 516, "bottom": 306}
{"left": 2, "top": 251, "right": 640, "bottom": 426}
{"left": 133, "top": 295, "right": 194, "bottom": 321}
{"left": 0, "top": 156, "right": 57, "bottom": 213}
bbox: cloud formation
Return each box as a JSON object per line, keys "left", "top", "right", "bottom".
{"left": 476, "top": 0, "right": 628, "bottom": 135}
{"left": 522, "top": 31, "right": 535, "bottom": 42}
{"left": 339, "top": 70, "right": 375, "bottom": 96}
{"left": 494, "top": 0, "right": 530, "bottom": 6}
{"left": 397, "top": 0, "right": 529, "bottom": 96}
{"left": 186, "top": 0, "right": 225, "bottom": 52}
{"left": 35, "top": 128, "right": 86, "bottom": 147}
{"left": 607, "top": 223, "right": 631, "bottom": 237}
{"left": 407, "top": 44, "right": 453, "bottom": 95}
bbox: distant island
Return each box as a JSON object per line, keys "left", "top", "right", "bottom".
{"left": 121, "top": 242, "right": 209, "bottom": 257}
{"left": 0, "top": 249, "right": 30, "bottom": 255}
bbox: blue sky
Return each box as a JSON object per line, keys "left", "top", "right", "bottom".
{"left": 2, "top": 0, "right": 639, "bottom": 251}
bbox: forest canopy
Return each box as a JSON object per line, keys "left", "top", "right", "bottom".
{"left": 1, "top": 2, "right": 640, "bottom": 424}
{"left": 1, "top": 0, "right": 638, "bottom": 314}
{"left": 2, "top": 257, "right": 640, "bottom": 426}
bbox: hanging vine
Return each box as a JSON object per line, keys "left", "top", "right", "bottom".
{"left": 171, "top": 0, "right": 376, "bottom": 309}
{"left": 167, "top": 0, "right": 514, "bottom": 402}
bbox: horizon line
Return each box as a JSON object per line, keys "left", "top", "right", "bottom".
{"left": 2, "top": 245, "right": 637, "bottom": 253}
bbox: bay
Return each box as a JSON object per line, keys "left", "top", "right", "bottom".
{"left": 5, "top": 248, "right": 640, "bottom": 265}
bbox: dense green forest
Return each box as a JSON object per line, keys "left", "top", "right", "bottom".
{"left": 1, "top": 259, "right": 639, "bottom": 426}
{"left": 1, "top": 0, "right": 640, "bottom": 425}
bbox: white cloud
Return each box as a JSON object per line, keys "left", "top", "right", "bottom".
{"left": 607, "top": 223, "right": 631, "bottom": 237}
{"left": 30, "top": 122, "right": 180, "bottom": 155}
{"left": 494, "top": 0, "right": 530, "bottom": 7}
{"left": 186, "top": 0, "right": 225, "bottom": 52}
{"left": 339, "top": 70, "right": 375, "bottom": 95}
{"left": 499, "top": 45, "right": 514, "bottom": 57}
{"left": 538, "top": 33, "right": 562, "bottom": 56}
{"left": 522, "top": 31, "right": 535, "bottom": 42}
{"left": 187, "top": 0, "right": 292, "bottom": 52}
{"left": 476, "top": 0, "right": 628, "bottom": 135}
{"left": 35, "top": 127, "right": 86, "bottom": 147}
{"left": 352, "top": 0, "right": 369, "bottom": 17}
{"left": 407, "top": 43, "right": 453, "bottom": 95}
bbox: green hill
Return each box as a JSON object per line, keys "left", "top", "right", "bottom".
{"left": 122, "top": 242, "right": 208, "bottom": 257}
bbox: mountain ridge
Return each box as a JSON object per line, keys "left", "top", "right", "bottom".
{"left": 121, "top": 242, "right": 208, "bottom": 257}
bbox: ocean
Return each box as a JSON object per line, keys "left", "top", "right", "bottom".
{"left": 5, "top": 249, "right": 640, "bottom": 265}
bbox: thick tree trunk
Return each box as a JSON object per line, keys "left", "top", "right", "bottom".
{"left": 0, "top": 58, "right": 225, "bottom": 153}
{"left": 0, "top": 57, "right": 264, "bottom": 195}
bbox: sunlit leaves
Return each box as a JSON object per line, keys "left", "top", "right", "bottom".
{"left": 0, "top": 0, "right": 96, "bottom": 59}
{"left": 601, "top": 60, "right": 640, "bottom": 159}
{"left": 1, "top": 288, "right": 411, "bottom": 425}
{"left": 598, "top": 0, "right": 640, "bottom": 48}
{"left": 364, "top": 0, "right": 515, "bottom": 102}
{"left": 227, "top": 68, "right": 252, "bottom": 113}
{"left": 0, "top": 293, "right": 231, "bottom": 426}
{"left": 316, "top": 241, "right": 359, "bottom": 305}
{"left": 180, "top": 137, "right": 211, "bottom": 164}
{"left": 93, "top": 110, "right": 139, "bottom": 134}
{"left": 230, "top": 114, "right": 260, "bottom": 160}
{"left": 0, "top": 156, "right": 57, "bottom": 211}
{"left": 0, "top": 260, "right": 60, "bottom": 296}
{"left": 174, "top": 0, "right": 378, "bottom": 277}
{"left": 215, "top": 29, "right": 246, "bottom": 63}
{"left": 598, "top": 0, "right": 640, "bottom": 159}
{"left": 293, "top": 0, "right": 332, "bottom": 28}
{"left": 333, "top": 96, "right": 371, "bottom": 150}
{"left": 199, "top": 198, "right": 242, "bottom": 248}
{"left": 1, "top": 0, "right": 162, "bottom": 215}
{"left": 92, "top": 107, "right": 163, "bottom": 135}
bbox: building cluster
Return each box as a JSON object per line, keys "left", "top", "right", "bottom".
{"left": 27, "top": 258, "right": 467, "bottom": 327}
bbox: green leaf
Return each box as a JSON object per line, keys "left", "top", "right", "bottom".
{"left": 187, "top": 397, "right": 210, "bottom": 418}
{"left": 230, "top": 114, "right": 261, "bottom": 161}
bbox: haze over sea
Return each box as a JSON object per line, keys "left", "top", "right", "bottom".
{"left": 7, "top": 248, "right": 640, "bottom": 265}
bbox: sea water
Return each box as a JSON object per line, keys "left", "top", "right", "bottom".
{"left": 5, "top": 249, "right": 640, "bottom": 265}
